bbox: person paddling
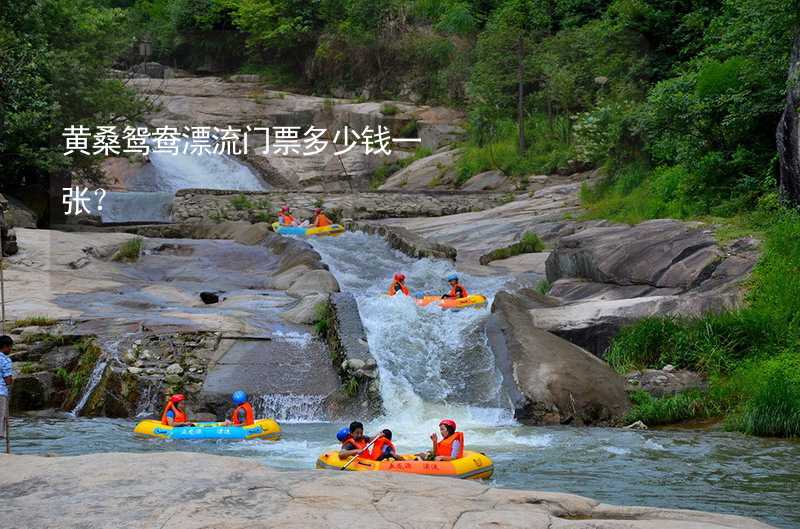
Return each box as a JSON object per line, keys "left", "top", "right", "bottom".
{"left": 160, "top": 394, "right": 193, "bottom": 427}
{"left": 224, "top": 390, "right": 255, "bottom": 426}
{"left": 417, "top": 419, "right": 464, "bottom": 461}
{"left": 278, "top": 206, "right": 297, "bottom": 226}
{"left": 312, "top": 208, "right": 333, "bottom": 227}
{"left": 387, "top": 273, "right": 410, "bottom": 296}
{"left": 338, "top": 421, "right": 384, "bottom": 459}
{"left": 442, "top": 274, "right": 468, "bottom": 299}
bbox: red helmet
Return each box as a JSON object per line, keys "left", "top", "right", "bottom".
{"left": 394, "top": 273, "right": 406, "bottom": 282}
{"left": 281, "top": 205, "right": 290, "bottom": 212}
{"left": 169, "top": 394, "right": 186, "bottom": 404}
{"left": 439, "top": 419, "right": 457, "bottom": 431}
{"left": 315, "top": 207, "right": 322, "bottom": 213}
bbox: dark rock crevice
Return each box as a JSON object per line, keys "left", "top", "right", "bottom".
{"left": 778, "top": 34, "right": 800, "bottom": 205}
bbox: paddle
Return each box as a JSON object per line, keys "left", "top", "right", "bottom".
{"left": 341, "top": 435, "right": 381, "bottom": 471}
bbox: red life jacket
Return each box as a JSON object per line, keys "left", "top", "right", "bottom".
{"left": 368, "top": 437, "right": 397, "bottom": 460}
{"left": 161, "top": 402, "right": 187, "bottom": 425}
{"left": 448, "top": 284, "right": 468, "bottom": 299}
{"left": 231, "top": 402, "right": 255, "bottom": 426}
{"left": 388, "top": 281, "right": 410, "bottom": 296}
{"left": 435, "top": 431, "right": 464, "bottom": 459}
{"left": 279, "top": 214, "right": 296, "bottom": 225}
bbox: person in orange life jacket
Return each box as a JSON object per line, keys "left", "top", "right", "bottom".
{"left": 160, "top": 394, "right": 194, "bottom": 427}
{"left": 278, "top": 206, "right": 298, "bottom": 226}
{"left": 441, "top": 273, "right": 468, "bottom": 299}
{"left": 312, "top": 208, "right": 333, "bottom": 227}
{"left": 223, "top": 390, "right": 255, "bottom": 426}
{"left": 387, "top": 273, "right": 410, "bottom": 296}
{"left": 338, "top": 421, "right": 383, "bottom": 459}
{"left": 416, "top": 419, "right": 464, "bottom": 461}
{"left": 370, "top": 429, "right": 400, "bottom": 461}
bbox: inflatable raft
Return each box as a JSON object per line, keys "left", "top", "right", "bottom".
{"left": 415, "top": 294, "right": 488, "bottom": 310}
{"left": 134, "top": 418, "right": 281, "bottom": 441}
{"left": 316, "top": 450, "right": 493, "bottom": 479}
{"left": 272, "top": 222, "right": 345, "bottom": 237}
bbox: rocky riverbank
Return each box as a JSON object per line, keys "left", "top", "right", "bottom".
{"left": 3, "top": 222, "right": 378, "bottom": 420}
{"left": 0, "top": 452, "right": 774, "bottom": 529}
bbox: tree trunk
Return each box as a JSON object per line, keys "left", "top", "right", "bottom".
{"left": 517, "top": 37, "right": 526, "bottom": 154}
{"left": 777, "top": 34, "right": 800, "bottom": 205}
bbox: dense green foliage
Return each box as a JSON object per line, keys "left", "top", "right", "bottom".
{"left": 0, "top": 0, "right": 145, "bottom": 206}
{"left": 609, "top": 207, "right": 800, "bottom": 437}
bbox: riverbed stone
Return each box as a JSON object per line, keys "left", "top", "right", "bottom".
{"left": 165, "top": 363, "right": 184, "bottom": 376}
{"left": 0, "top": 452, "right": 775, "bottom": 529}
{"left": 379, "top": 148, "right": 461, "bottom": 189}
{"left": 626, "top": 368, "right": 707, "bottom": 397}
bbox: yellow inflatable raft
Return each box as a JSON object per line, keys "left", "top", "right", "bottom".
{"left": 271, "top": 222, "right": 345, "bottom": 237}
{"left": 134, "top": 418, "right": 281, "bottom": 441}
{"left": 316, "top": 450, "right": 493, "bottom": 480}
{"left": 415, "top": 294, "right": 488, "bottom": 310}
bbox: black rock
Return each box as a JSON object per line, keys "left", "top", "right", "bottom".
{"left": 200, "top": 291, "right": 220, "bottom": 304}
{"left": 777, "top": 34, "right": 800, "bottom": 205}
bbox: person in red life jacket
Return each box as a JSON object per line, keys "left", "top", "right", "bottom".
{"left": 338, "top": 421, "right": 379, "bottom": 459}
{"left": 441, "top": 273, "right": 468, "bottom": 299}
{"left": 160, "top": 394, "right": 193, "bottom": 427}
{"left": 224, "top": 390, "right": 255, "bottom": 426}
{"left": 370, "top": 429, "right": 400, "bottom": 461}
{"left": 416, "top": 419, "right": 464, "bottom": 461}
{"left": 387, "top": 273, "right": 410, "bottom": 296}
{"left": 312, "top": 208, "right": 333, "bottom": 227}
{"left": 278, "top": 206, "right": 297, "bottom": 226}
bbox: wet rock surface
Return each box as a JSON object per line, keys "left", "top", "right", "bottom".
{"left": 0, "top": 452, "right": 774, "bottom": 529}
{"left": 488, "top": 291, "right": 630, "bottom": 425}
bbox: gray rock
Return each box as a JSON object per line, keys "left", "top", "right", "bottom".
{"left": 344, "top": 358, "right": 365, "bottom": 371}
{"left": 460, "top": 170, "right": 509, "bottom": 191}
{"left": 380, "top": 149, "right": 461, "bottom": 190}
{"left": 165, "top": 363, "right": 184, "bottom": 376}
{"left": 10, "top": 372, "right": 54, "bottom": 411}
{"left": 286, "top": 269, "right": 340, "bottom": 298}
{"left": 488, "top": 291, "right": 630, "bottom": 425}
{"left": 626, "top": 369, "right": 707, "bottom": 398}
{"left": 778, "top": 34, "right": 800, "bottom": 205}
{"left": 417, "top": 121, "right": 465, "bottom": 151}
{"left": 281, "top": 293, "right": 328, "bottom": 324}
{"left": 0, "top": 452, "right": 774, "bottom": 529}
{"left": 164, "top": 374, "right": 182, "bottom": 385}
{"left": 624, "top": 420, "right": 648, "bottom": 430}
{"left": 127, "top": 367, "right": 143, "bottom": 375}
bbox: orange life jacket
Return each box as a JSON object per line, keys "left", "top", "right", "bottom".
{"left": 387, "top": 281, "right": 410, "bottom": 296}
{"left": 231, "top": 402, "right": 255, "bottom": 426}
{"left": 161, "top": 402, "right": 187, "bottom": 425}
{"left": 314, "top": 213, "right": 333, "bottom": 227}
{"left": 435, "top": 431, "right": 464, "bottom": 459}
{"left": 448, "top": 284, "right": 468, "bottom": 299}
{"left": 342, "top": 435, "right": 369, "bottom": 454}
{"left": 279, "top": 214, "right": 296, "bottom": 225}
{"left": 368, "top": 437, "right": 397, "bottom": 460}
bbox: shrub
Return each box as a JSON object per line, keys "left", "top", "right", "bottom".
{"left": 112, "top": 238, "right": 143, "bottom": 262}
{"left": 231, "top": 194, "right": 254, "bottom": 210}
{"left": 480, "top": 231, "right": 545, "bottom": 264}
{"left": 380, "top": 103, "right": 399, "bottom": 116}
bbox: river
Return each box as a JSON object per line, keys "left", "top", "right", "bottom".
{"left": 12, "top": 232, "right": 800, "bottom": 529}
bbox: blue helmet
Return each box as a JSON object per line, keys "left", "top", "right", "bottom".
{"left": 232, "top": 390, "right": 248, "bottom": 405}
{"left": 447, "top": 273, "right": 459, "bottom": 282}
{"left": 336, "top": 427, "right": 350, "bottom": 442}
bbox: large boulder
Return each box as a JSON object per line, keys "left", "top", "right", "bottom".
{"left": 379, "top": 149, "right": 461, "bottom": 189}
{"left": 281, "top": 293, "right": 328, "bottom": 324}
{"left": 0, "top": 452, "right": 775, "bottom": 529}
{"left": 10, "top": 372, "right": 54, "bottom": 411}
{"left": 286, "top": 269, "right": 340, "bottom": 298}
{"left": 488, "top": 291, "right": 630, "bottom": 425}
{"left": 778, "top": 34, "right": 800, "bottom": 205}
{"left": 540, "top": 221, "right": 759, "bottom": 355}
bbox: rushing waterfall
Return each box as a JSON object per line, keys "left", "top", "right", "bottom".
{"left": 98, "top": 139, "right": 268, "bottom": 223}
{"left": 255, "top": 394, "right": 327, "bottom": 423}
{"left": 134, "top": 380, "right": 164, "bottom": 418}
{"left": 310, "top": 231, "right": 515, "bottom": 437}
{"left": 70, "top": 360, "right": 108, "bottom": 416}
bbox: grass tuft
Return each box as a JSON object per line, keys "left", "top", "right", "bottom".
{"left": 112, "top": 238, "right": 143, "bottom": 262}
{"left": 480, "top": 231, "right": 545, "bottom": 265}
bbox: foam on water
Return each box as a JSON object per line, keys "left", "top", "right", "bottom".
{"left": 310, "top": 232, "right": 513, "bottom": 441}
